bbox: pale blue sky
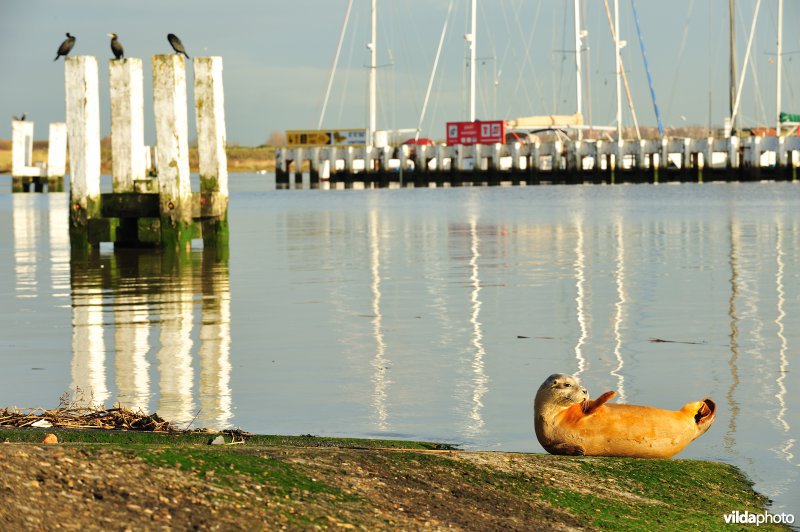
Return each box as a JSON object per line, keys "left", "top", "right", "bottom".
{"left": 1, "top": 1, "right": 798, "bottom": 145}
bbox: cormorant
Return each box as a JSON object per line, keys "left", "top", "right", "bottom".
{"left": 54, "top": 33, "right": 76, "bottom": 61}
{"left": 108, "top": 33, "right": 124, "bottom": 60}
{"left": 12, "top": 113, "right": 26, "bottom": 121}
{"left": 167, "top": 33, "right": 190, "bottom": 59}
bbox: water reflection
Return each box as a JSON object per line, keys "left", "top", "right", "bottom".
{"left": 69, "top": 248, "right": 232, "bottom": 429}
{"left": 13, "top": 195, "right": 39, "bottom": 299}
{"left": 114, "top": 289, "right": 150, "bottom": 411}
{"left": 725, "top": 220, "right": 742, "bottom": 454}
{"left": 368, "top": 208, "right": 389, "bottom": 430}
{"left": 466, "top": 216, "right": 487, "bottom": 437}
{"left": 71, "top": 285, "right": 109, "bottom": 403}
{"left": 611, "top": 218, "right": 627, "bottom": 403}
{"left": 573, "top": 218, "right": 587, "bottom": 377}
{"left": 48, "top": 194, "right": 70, "bottom": 298}
{"left": 773, "top": 223, "right": 794, "bottom": 464}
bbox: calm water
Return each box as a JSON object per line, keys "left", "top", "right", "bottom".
{"left": 1, "top": 175, "right": 798, "bottom": 512}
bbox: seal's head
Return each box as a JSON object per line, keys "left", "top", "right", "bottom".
{"left": 535, "top": 373, "right": 588, "bottom": 411}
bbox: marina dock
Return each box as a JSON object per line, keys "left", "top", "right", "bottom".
{"left": 276, "top": 135, "right": 800, "bottom": 188}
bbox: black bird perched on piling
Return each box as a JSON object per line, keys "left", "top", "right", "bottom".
{"left": 108, "top": 33, "right": 124, "bottom": 60}
{"left": 54, "top": 33, "right": 76, "bottom": 61}
{"left": 12, "top": 113, "right": 26, "bottom": 121}
{"left": 167, "top": 33, "right": 190, "bottom": 58}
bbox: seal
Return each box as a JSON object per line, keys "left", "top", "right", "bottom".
{"left": 534, "top": 373, "right": 716, "bottom": 458}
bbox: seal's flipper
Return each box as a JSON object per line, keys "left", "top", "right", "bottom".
{"left": 694, "top": 398, "right": 716, "bottom": 432}
{"left": 548, "top": 442, "right": 585, "bottom": 456}
{"left": 583, "top": 391, "right": 616, "bottom": 414}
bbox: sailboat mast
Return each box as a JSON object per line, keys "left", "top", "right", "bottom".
{"left": 776, "top": 0, "right": 783, "bottom": 136}
{"left": 469, "top": 0, "right": 477, "bottom": 121}
{"left": 369, "top": 0, "right": 377, "bottom": 145}
{"left": 614, "top": 0, "right": 622, "bottom": 140}
{"left": 729, "top": 0, "right": 737, "bottom": 135}
{"left": 574, "top": 0, "right": 583, "bottom": 140}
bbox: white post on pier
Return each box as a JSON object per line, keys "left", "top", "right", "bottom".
{"left": 194, "top": 56, "right": 230, "bottom": 245}
{"left": 109, "top": 58, "right": 146, "bottom": 192}
{"left": 65, "top": 55, "right": 102, "bottom": 246}
{"left": 194, "top": 56, "right": 228, "bottom": 197}
{"left": 11, "top": 120, "right": 34, "bottom": 175}
{"left": 153, "top": 54, "right": 192, "bottom": 250}
{"left": 47, "top": 122, "right": 67, "bottom": 178}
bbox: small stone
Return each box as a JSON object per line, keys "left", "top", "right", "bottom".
{"left": 209, "top": 436, "right": 225, "bottom": 445}
{"left": 40, "top": 434, "right": 58, "bottom": 444}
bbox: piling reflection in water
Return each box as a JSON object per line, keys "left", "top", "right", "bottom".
{"left": 572, "top": 217, "right": 588, "bottom": 378}
{"left": 773, "top": 223, "right": 794, "bottom": 463}
{"left": 48, "top": 194, "right": 70, "bottom": 298}
{"left": 611, "top": 218, "right": 627, "bottom": 403}
{"left": 724, "top": 215, "right": 798, "bottom": 499}
{"left": 726, "top": 220, "right": 741, "bottom": 454}
{"left": 368, "top": 208, "right": 389, "bottom": 430}
{"left": 69, "top": 248, "right": 232, "bottom": 429}
{"left": 466, "top": 216, "right": 488, "bottom": 437}
{"left": 13, "top": 195, "right": 40, "bottom": 299}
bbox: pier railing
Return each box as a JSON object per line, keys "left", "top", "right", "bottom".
{"left": 276, "top": 135, "right": 799, "bottom": 188}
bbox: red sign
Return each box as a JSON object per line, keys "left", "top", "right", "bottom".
{"left": 446, "top": 120, "right": 505, "bottom": 145}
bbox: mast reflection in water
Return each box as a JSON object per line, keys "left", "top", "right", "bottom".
{"left": 69, "top": 248, "right": 232, "bottom": 429}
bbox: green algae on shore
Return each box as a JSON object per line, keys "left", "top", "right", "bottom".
{"left": 0, "top": 428, "right": 786, "bottom": 530}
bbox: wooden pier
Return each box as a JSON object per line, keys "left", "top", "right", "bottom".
{"left": 64, "top": 55, "right": 229, "bottom": 252}
{"left": 10, "top": 119, "right": 66, "bottom": 192}
{"left": 276, "top": 135, "right": 800, "bottom": 188}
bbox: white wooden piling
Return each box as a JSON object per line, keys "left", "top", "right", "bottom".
{"left": 47, "top": 122, "right": 67, "bottom": 178}
{"left": 11, "top": 120, "right": 33, "bottom": 175}
{"left": 65, "top": 56, "right": 101, "bottom": 212}
{"left": 152, "top": 54, "right": 192, "bottom": 238}
{"left": 193, "top": 57, "right": 228, "bottom": 197}
{"left": 109, "top": 58, "right": 146, "bottom": 192}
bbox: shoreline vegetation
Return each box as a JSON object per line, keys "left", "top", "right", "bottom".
{"left": 0, "top": 139, "right": 276, "bottom": 175}
{"left": 0, "top": 417, "right": 786, "bottom": 529}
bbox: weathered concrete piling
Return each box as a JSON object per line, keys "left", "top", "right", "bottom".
{"left": 65, "top": 56, "right": 101, "bottom": 248}
{"left": 10, "top": 119, "right": 66, "bottom": 192}
{"left": 193, "top": 56, "right": 229, "bottom": 248}
{"left": 46, "top": 123, "right": 67, "bottom": 191}
{"left": 64, "top": 54, "right": 229, "bottom": 251}
{"left": 109, "top": 58, "right": 146, "bottom": 192}
{"left": 152, "top": 54, "right": 193, "bottom": 251}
